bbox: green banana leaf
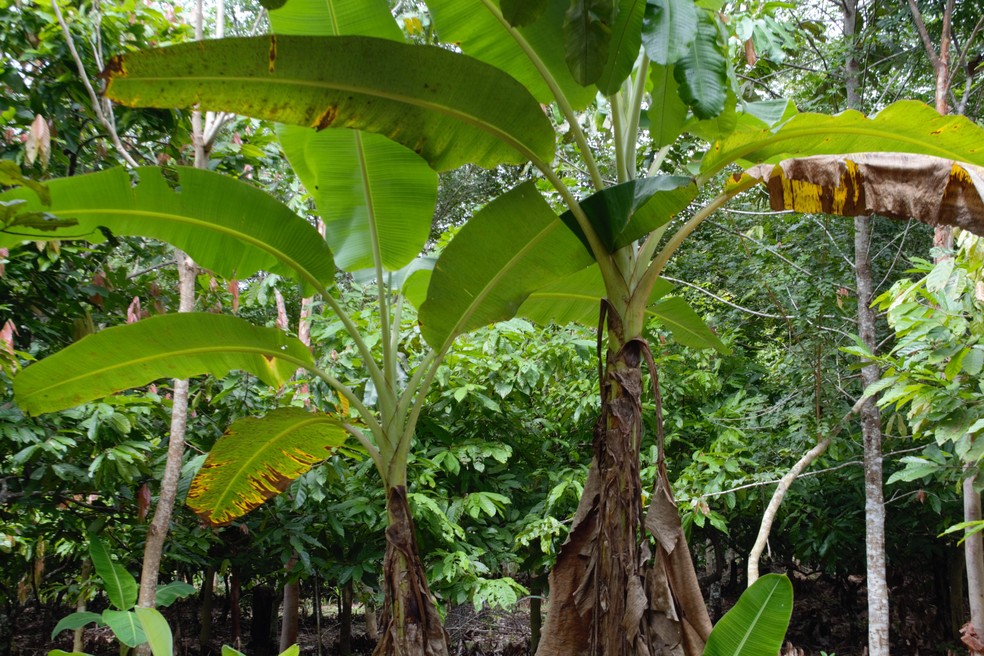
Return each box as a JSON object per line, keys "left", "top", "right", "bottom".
{"left": 419, "top": 182, "right": 594, "bottom": 349}
{"left": 135, "top": 608, "right": 172, "bottom": 656}
{"left": 649, "top": 296, "right": 728, "bottom": 352}
{"left": 563, "top": 0, "right": 615, "bottom": 85}
{"left": 702, "top": 100, "right": 984, "bottom": 178}
{"left": 269, "top": 0, "right": 400, "bottom": 38}
{"left": 270, "top": 0, "right": 438, "bottom": 273}
{"left": 673, "top": 10, "right": 728, "bottom": 120}
{"left": 559, "top": 175, "right": 697, "bottom": 253}
{"left": 50, "top": 612, "right": 103, "bottom": 640}
{"left": 516, "top": 266, "right": 728, "bottom": 352}
{"left": 14, "top": 314, "right": 313, "bottom": 416}
{"left": 104, "top": 35, "right": 554, "bottom": 172}
{"left": 703, "top": 574, "right": 793, "bottom": 656}
{"left": 596, "top": 0, "right": 646, "bottom": 96}
{"left": 500, "top": 0, "right": 549, "bottom": 26}
{"left": 648, "top": 64, "right": 689, "bottom": 148}
{"left": 425, "top": 0, "right": 596, "bottom": 110}
{"left": 641, "top": 0, "right": 697, "bottom": 65}
{"left": 0, "top": 166, "right": 335, "bottom": 293}
{"left": 187, "top": 408, "right": 348, "bottom": 526}
{"left": 88, "top": 535, "right": 137, "bottom": 611}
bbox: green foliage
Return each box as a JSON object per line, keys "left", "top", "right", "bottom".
{"left": 50, "top": 534, "right": 194, "bottom": 651}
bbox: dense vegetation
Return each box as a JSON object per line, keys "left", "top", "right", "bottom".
{"left": 1, "top": 0, "right": 983, "bottom": 655}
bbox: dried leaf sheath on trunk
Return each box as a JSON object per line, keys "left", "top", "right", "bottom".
{"left": 538, "top": 306, "right": 711, "bottom": 656}
{"left": 374, "top": 485, "right": 449, "bottom": 656}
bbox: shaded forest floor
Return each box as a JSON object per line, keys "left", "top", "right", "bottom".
{"left": 13, "top": 572, "right": 965, "bottom": 655}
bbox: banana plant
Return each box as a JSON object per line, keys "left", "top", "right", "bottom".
{"left": 14, "top": 1, "right": 984, "bottom": 655}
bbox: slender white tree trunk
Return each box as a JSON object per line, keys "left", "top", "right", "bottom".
{"left": 965, "top": 469, "right": 984, "bottom": 649}
{"left": 844, "top": 1, "right": 890, "bottom": 652}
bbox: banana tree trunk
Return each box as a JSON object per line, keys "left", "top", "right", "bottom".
{"left": 373, "top": 485, "right": 448, "bottom": 656}
{"left": 538, "top": 310, "right": 711, "bottom": 656}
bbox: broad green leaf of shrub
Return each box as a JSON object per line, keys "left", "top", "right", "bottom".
{"left": 50, "top": 612, "right": 104, "bottom": 640}
{"left": 102, "top": 610, "right": 145, "bottom": 648}
{"left": 104, "top": 36, "right": 555, "bottom": 171}
{"left": 135, "top": 608, "right": 172, "bottom": 656}
{"left": 187, "top": 408, "right": 348, "bottom": 526}
{"left": 88, "top": 535, "right": 137, "bottom": 611}
{"left": 15, "top": 314, "right": 313, "bottom": 416}
{"left": 155, "top": 581, "right": 197, "bottom": 607}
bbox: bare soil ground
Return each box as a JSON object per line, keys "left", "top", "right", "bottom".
{"left": 11, "top": 573, "right": 962, "bottom": 656}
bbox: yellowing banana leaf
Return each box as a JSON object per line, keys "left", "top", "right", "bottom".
{"left": 187, "top": 408, "right": 348, "bottom": 526}
{"left": 14, "top": 314, "right": 313, "bottom": 416}
{"left": 104, "top": 35, "right": 555, "bottom": 171}
{"left": 419, "top": 182, "right": 594, "bottom": 349}
{"left": 702, "top": 100, "right": 984, "bottom": 179}
{"left": 0, "top": 166, "right": 334, "bottom": 294}
{"left": 745, "top": 152, "right": 984, "bottom": 237}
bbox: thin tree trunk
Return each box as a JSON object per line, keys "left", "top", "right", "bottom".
{"left": 373, "top": 486, "right": 448, "bottom": 656}
{"left": 199, "top": 566, "right": 215, "bottom": 651}
{"left": 964, "top": 469, "right": 984, "bottom": 652}
{"left": 339, "top": 580, "right": 353, "bottom": 656}
{"left": 365, "top": 599, "right": 380, "bottom": 641}
{"left": 230, "top": 571, "right": 242, "bottom": 650}
{"left": 73, "top": 560, "right": 92, "bottom": 653}
{"left": 538, "top": 311, "right": 710, "bottom": 656}
{"left": 843, "top": 1, "right": 889, "bottom": 652}
{"left": 251, "top": 585, "right": 276, "bottom": 656}
{"left": 748, "top": 437, "right": 832, "bottom": 584}
{"left": 314, "top": 573, "right": 322, "bottom": 656}
{"left": 279, "top": 555, "right": 300, "bottom": 653}
{"left": 529, "top": 577, "right": 543, "bottom": 656}
{"left": 855, "top": 214, "right": 890, "bottom": 656}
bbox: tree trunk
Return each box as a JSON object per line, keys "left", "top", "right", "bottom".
{"left": 855, "top": 215, "right": 890, "bottom": 656}
{"left": 230, "top": 571, "right": 242, "bottom": 649}
{"left": 529, "top": 577, "right": 543, "bottom": 656}
{"left": 843, "top": 0, "right": 890, "bottom": 651}
{"left": 250, "top": 585, "right": 276, "bottom": 656}
{"left": 964, "top": 470, "right": 984, "bottom": 651}
{"left": 338, "top": 580, "right": 354, "bottom": 655}
{"left": 199, "top": 566, "right": 215, "bottom": 652}
{"left": 279, "top": 561, "right": 300, "bottom": 653}
{"left": 373, "top": 486, "right": 448, "bottom": 656}
{"left": 365, "top": 599, "right": 380, "bottom": 641}
{"left": 538, "top": 312, "right": 711, "bottom": 656}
